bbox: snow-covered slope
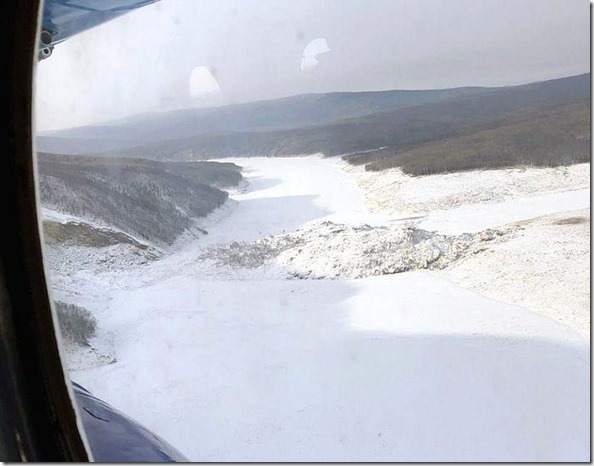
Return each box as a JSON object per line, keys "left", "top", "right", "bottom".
{"left": 352, "top": 162, "right": 591, "bottom": 336}
{"left": 47, "top": 156, "right": 589, "bottom": 461}
{"left": 443, "top": 209, "right": 590, "bottom": 335}
{"left": 355, "top": 163, "right": 589, "bottom": 220}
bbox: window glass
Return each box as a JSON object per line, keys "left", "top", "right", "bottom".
{"left": 36, "top": 0, "right": 590, "bottom": 461}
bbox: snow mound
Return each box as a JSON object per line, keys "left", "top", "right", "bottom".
{"left": 200, "top": 221, "right": 506, "bottom": 279}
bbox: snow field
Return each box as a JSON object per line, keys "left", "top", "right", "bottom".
{"left": 75, "top": 274, "right": 589, "bottom": 462}
{"left": 47, "top": 156, "right": 590, "bottom": 461}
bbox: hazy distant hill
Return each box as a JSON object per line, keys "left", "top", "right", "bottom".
{"left": 37, "top": 136, "right": 146, "bottom": 155}
{"left": 37, "top": 73, "right": 590, "bottom": 167}
{"left": 38, "top": 154, "right": 242, "bottom": 245}
{"left": 37, "top": 85, "right": 493, "bottom": 155}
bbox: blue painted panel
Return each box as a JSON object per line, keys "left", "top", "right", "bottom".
{"left": 72, "top": 383, "right": 189, "bottom": 462}
{"left": 41, "top": 0, "right": 159, "bottom": 47}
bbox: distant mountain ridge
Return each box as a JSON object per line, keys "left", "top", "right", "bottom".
{"left": 37, "top": 73, "right": 590, "bottom": 161}
{"left": 40, "top": 85, "right": 491, "bottom": 142}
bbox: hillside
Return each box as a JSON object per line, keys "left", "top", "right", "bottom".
{"left": 344, "top": 99, "right": 590, "bottom": 174}
{"left": 37, "top": 85, "right": 489, "bottom": 155}
{"left": 38, "top": 154, "right": 242, "bottom": 245}
{"left": 37, "top": 73, "right": 589, "bottom": 163}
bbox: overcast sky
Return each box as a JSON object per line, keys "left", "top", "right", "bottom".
{"left": 35, "top": 0, "right": 590, "bottom": 131}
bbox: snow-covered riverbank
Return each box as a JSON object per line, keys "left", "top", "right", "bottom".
{"left": 48, "top": 156, "right": 589, "bottom": 461}
{"left": 352, "top": 162, "right": 590, "bottom": 336}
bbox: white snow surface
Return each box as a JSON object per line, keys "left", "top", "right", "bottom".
{"left": 417, "top": 188, "right": 590, "bottom": 234}
{"left": 75, "top": 275, "right": 588, "bottom": 462}
{"left": 352, "top": 162, "right": 591, "bottom": 338}
{"left": 354, "top": 162, "right": 590, "bottom": 234}
{"left": 443, "top": 209, "right": 591, "bottom": 336}
{"left": 355, "top": 163, "right": 589, "bottom": 216}
{"left": 50, "top": 156, "right": 589, "bottom": 462}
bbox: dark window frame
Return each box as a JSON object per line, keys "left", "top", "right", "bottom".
{"left": 0, "top": 1, "right": 90, "bottom": 461}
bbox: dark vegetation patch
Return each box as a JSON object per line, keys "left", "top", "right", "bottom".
{"left": 553, "top": 216, "right": 589, "bottom": 226}
{"left": 38, "top": 155, "right": 243, "bottom": 245}
{"left": 345, "top": 100, "right": 590, "bottom": 175}
{"left": 55, "top": 301, "right": 97, "bottom": 347}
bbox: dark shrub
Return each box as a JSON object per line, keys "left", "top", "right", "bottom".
{"left": 55, "top": 301, "right": 97, "bottom": 346}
